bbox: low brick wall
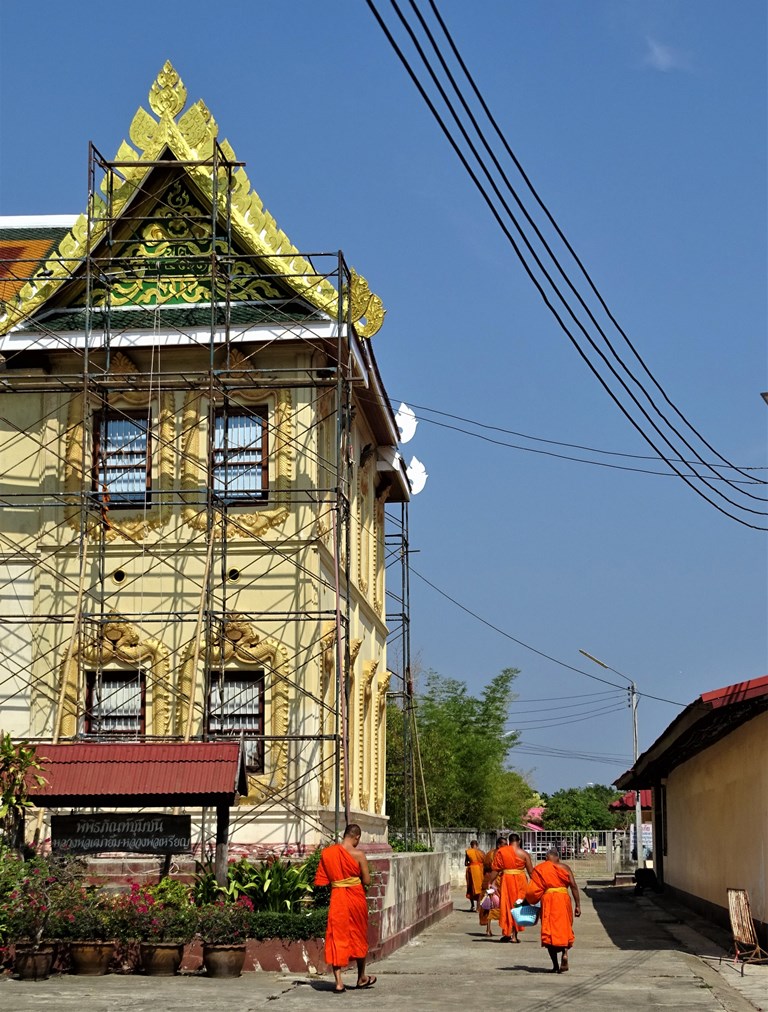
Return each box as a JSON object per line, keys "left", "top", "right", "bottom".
{"left": 181, "top": 937, "right": 327, "bottom": 974}
{"left": 366, "top": 850, "right": 452, "bottom": 961}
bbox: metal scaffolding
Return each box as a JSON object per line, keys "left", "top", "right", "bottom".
{"left": 0, "top": 135, "right": 397, "bottom": 850}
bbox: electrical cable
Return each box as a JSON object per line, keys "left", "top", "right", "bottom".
{"left": 409, "top": 411, "right": 765, "bottom": 484}
{"left": 396, "top": 398, "right": 767, "bottom": 472}
{"left": 397, "top": 0, "right": 768, "bottom": 503}
{"left": 365, "top": 0, "right": 768, "bottom": 529}
{"left": 396, "top": 0, "right": 768, "bottom": 504}
{"left": 410, "top": 565, "right": 685, "bottom": 707}
{"left": 422, "top": 0, "right": 765, "bottom": 490}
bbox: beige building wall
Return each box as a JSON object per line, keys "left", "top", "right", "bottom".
{"left": 0, "top": 339, "right": 395, "bottom": 844}
{"left": 664, "top": 710, "right": 768, "bottom": 925}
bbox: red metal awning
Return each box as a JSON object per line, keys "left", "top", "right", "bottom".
{"left": 616, "top": 674, "right": 768, "bottom": 790}
{"left": 28, "top": 741, "right": 248, "bottom": 808}
{"left": 609, "top": 789, "right": 652, "bottom": 811}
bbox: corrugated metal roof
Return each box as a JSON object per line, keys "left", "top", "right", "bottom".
{"left": 616, "top": 674, "right": 768, "bottom": 790}
{"left": 30, "top": 741, "right": 247, "bottom": 804}
{"left": 609, "top": 789, "right": 652, "bottom": 811}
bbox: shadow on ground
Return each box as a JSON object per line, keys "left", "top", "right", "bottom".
{"left": 585, "top": 882, "right": 683, "bottom": 951}
{"left": 586, "top": 880, "right": 734, "bottom": 958}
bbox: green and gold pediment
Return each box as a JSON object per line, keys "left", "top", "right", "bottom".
{"left": 87, "top": 180, "right": 283, "bottom": 309}
{"left": 1, "top": 61, "right": 385, "bottom": 338}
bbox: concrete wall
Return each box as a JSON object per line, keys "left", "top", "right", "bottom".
{"left": 368, "top": 850, "right": 452, "bottom": 959}
{"left": 413, "top": 830, "right": 497, "bottom": 887}
{"left": 664, "top": 710, "right": 768, "bottom": 935}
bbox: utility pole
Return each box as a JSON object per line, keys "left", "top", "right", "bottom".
{"left": 629, "top": 680, "right": 644, "bottom": 870}
{"left": 580, "top": 650, "right": 645, "bottom": 871}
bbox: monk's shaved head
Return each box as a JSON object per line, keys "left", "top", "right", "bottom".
{"left": 343, "top": 824, "right": 362, "bottom": 840}
{"left": 547, "top": 847, "right": 560, "bottom": 860}
{"left": 509, "top": 833, "right": 521, "bottom": 844}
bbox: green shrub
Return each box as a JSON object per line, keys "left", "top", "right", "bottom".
{"left": 195, "top": 900, "right": 250, "bottom": 944}
{"left": 192, "top": 855, "right": 313, "bottom": 912}
{"left": 246, "top": 908, "right": 328, "bottom": 941}
{"left": 389, "top": 835, "right": 432, "bottom": 853}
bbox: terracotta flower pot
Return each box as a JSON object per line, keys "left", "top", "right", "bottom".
{"left": 69, "top": 940, "right": 115, "bottom": 975}
{"left": 202, "top": 942, "right": 246, "bottom": 978}
{"left": 14, "top": 944, "right": 55, "bottom": 981}
{"left": 139, "top": 941, "right": 185, "bottom": 976}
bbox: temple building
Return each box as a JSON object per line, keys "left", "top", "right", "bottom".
{"left": 0, "top": 62, "right": 410, "bottom": 850}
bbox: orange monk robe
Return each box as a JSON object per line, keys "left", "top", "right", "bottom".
{"left": 479, "top": 848, "right": 500, "bottom": 927}
{"left": 492, "top": 844, "right": 528, "bottom": 937}
{"left": 314, "top": 843, "right": 369, "bottom": 966}
{"left": 465, "top": 847, "right": 485, "bottom": 902}
{"left": 525, "top": 860, "right": 575, "bottom": 949}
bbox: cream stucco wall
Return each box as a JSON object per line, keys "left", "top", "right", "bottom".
{"left": 0, "top": 339, "right": 395, "bottom": 843}
{"left": 664, "top": 710, "right": 768, "bottom": 925}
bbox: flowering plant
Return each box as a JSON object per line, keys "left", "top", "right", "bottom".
{"left": 120, "top": 883, "right": 196, "bottom": 943}
{"left": 195, "top": 898, "right": 250, "bottom": 944}
{"left": 1, "top": 854, "right": 81, "bottom": 947}
{"left": 49, "top": 885, "right": 125, "bottom": 942}
{"left": 3, "top": 874, "right": 53, "bottom": 946}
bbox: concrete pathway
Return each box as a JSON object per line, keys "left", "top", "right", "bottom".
{"left": 2, "top": 880, "right": 765, "bottom": 1011}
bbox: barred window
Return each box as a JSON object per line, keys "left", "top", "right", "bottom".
{"left": 208, "top": 670, "right": 265, "bottom": 772}
{"left": 212, "top": 410, "right": 268, "bottom": 501}
{"left": 85, "top": 670, "right": 145, "bottom": 735}
{"left": 93, "top": 411, "right": 151, "bottom": 506}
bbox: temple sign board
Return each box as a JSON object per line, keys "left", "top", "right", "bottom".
{"left": 51, "top": 813, "right": 191, "bottom": 855}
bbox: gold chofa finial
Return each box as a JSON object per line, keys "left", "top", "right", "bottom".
{"left": 148, "top": 61, "right": 188, "bottom": 119}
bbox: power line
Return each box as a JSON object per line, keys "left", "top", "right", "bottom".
{"left": 407, "top": 409, "right": 766, "bottom": 485}
{"left": 393, "top": 0, "right": 768, "bottom": 510}
{"left": 506, "top": 702, "right": 629, "bottom": 730}
{"left": 366, "top": 1, "right": 768, "bottom": 529}
{"left": 410, "top": 565, "right": 685, "bottom": 707}
{"left": 421, "top": 0, "right": 765, "bottom": 492}
{"left": 397, "top": 398, "right": 767, "bottom": 473}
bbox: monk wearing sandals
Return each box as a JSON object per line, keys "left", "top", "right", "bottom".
{"left": 314, "top": 824, "right": 377, "bottom": 994}
{"left": 525, "top": 847, "right": 581, "bottom": 973}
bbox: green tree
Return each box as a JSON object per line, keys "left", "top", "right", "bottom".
{"left": 386, "top": 668, "right": 537, "bottom": 830}
{"left": 540, "top": 784, "right": 625, "bottom": 830}
{"left": 0, "top": 734, "right": 46, "bottom": 851}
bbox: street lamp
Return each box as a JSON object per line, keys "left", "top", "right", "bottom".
{"left": 579, "top": 649, "right": 645, "bottom": 870}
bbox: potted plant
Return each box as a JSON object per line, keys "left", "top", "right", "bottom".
{"left": 121, "top": 883, "right": 196, "bottom": 976}
{"left": 3, "top": 867, "right": 56, "bottom": 980}
{"left": 1, "top": 855, "right": 81, "bottom": 981}
{"left": 52, "top": 886, "right": 121, "bottom": 975}
{"left": 195, "top": 899, "right": 250, "bottom": 978}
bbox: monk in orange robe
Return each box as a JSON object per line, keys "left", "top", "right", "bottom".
{"left": 478, "top": 838, "right": 504, "bottom": 936}
{"left": 489, "top": 833, "right": 532, "bottom": 942}
{"left": 314, "top": 824, "right": 376, "bottom": 993}
{"left": 464, "top": 839, "right": 485, "bottom": 911}
{"left": 525, "top": 847, "right": 581, "bottom": 973}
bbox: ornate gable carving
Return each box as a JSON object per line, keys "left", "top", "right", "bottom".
{"left": 1, "top": 62, "right": 385, "bottom": 338}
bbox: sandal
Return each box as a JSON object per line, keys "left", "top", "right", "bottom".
{"left": 333, "top": 985, "right": 346, "bottom": 994}
{"left": 356, "top": 975, "right": 377, "bottom": 989}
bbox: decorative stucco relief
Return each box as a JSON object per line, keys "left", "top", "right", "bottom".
{"left": 176, "top": 618, "right": 289, "bottom": 803}
{"left": 56, "top": 617, "right": 170, "bottom": 739}
{"left": 63, "top": 351, "right": 174, "bottom": 541}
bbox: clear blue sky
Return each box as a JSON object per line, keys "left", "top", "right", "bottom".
{"left": 1, "top": 1, "right": 766, "bottom": 793}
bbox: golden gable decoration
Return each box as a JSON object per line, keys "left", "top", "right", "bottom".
{"left": 0, "top": 61, "right": 385, "bottom": 338}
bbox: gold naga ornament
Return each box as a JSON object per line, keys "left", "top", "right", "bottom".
{"left": 1, "top": 61, "right": 385, "bottom": 338}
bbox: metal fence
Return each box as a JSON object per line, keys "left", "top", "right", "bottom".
{"left": 520, "top": 829, "right": 635, "bottom": 874}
